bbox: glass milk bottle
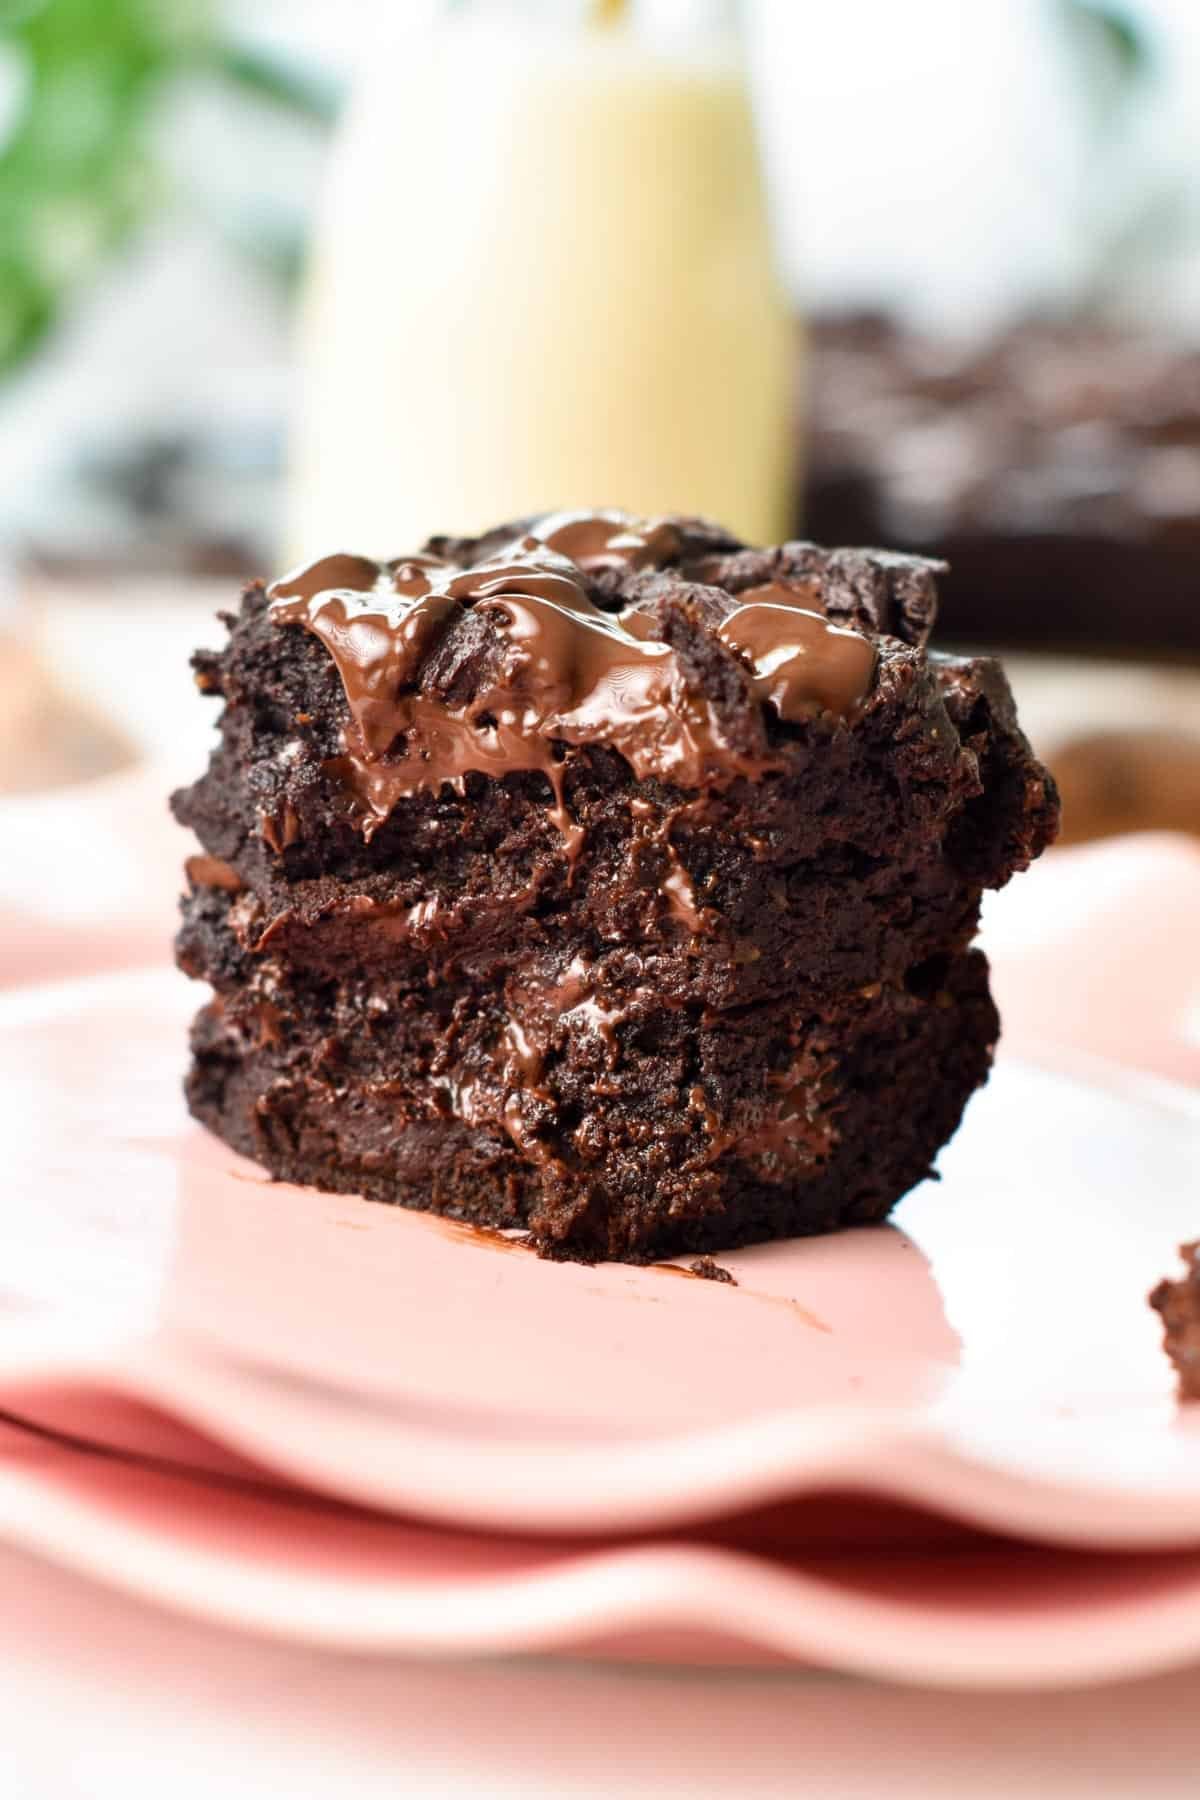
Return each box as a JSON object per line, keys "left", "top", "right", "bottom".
{"left": 285, "top": 0, "right": 794, "bottom": 560}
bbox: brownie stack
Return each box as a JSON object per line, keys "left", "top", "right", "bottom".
{"left": 173, "top": 510, "right": 1058, "bottom": 1261}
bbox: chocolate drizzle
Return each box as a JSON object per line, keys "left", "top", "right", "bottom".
{"left": 268, "top": 512, "right": 877, "bottom": 848}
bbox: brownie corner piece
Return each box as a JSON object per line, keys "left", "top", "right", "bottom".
{"left": 172, "top": 508, "right": 1057, "bottom": 1261}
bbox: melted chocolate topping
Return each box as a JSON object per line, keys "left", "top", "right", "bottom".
{"left": 270, "top": 551, "right": 388, "bottom": 602}
{"left": 533, "top": 508, "right": 682, "bottom": 571}
{"left": 268, "top": 512, "right": 876, "bottom": 837}
{"left": 718, "top": 583, "right": 878, "bottom": 723}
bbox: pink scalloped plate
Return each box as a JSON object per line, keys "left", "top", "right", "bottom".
{"left": 5, "top": 1412, "right": 1200, "bottom": 1689}
{"left": 2, "top": 964, "right": 1200, "bottom": 1564}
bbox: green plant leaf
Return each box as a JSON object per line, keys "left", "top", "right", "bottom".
{"left": 0, "top": 0, "right": 335, "bottom": 379}
{"left": 210, "top": 40, "right": 341, "bottom": 126}
{"left": 1053, "top": 0, "right": 1152, "bottom": 131}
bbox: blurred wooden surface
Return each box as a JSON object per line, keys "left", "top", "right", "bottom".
{"left": 988, "top": 653, "right": 1200, "bottom": 845}
{"left": 1049, "top": 729, "right": 1200, "bottom": 845}
{"left": 0, "top": 623, "right": 135, "bottom": 794}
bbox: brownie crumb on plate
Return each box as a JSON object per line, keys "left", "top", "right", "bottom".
{"left": 171, "top": 508, "right": 1058, "bottom": 1262}
{"left": 689, "top": 1257, "right": 737, "bottom": 1285}
{"left": 1151, "top": 1244, "right": 1200, "bottom": 1400}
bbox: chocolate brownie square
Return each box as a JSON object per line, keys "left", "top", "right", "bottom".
{"left": 172, "top": 510, "right": 1058, "bottom": 1260}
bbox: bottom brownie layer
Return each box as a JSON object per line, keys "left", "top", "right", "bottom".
{"left": 184, "top": 946, "right": 998, "bottom": 1262}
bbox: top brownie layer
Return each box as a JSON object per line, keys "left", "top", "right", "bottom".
{"left": 172, "top": 510, "right": 1058, "bottom": 1009}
